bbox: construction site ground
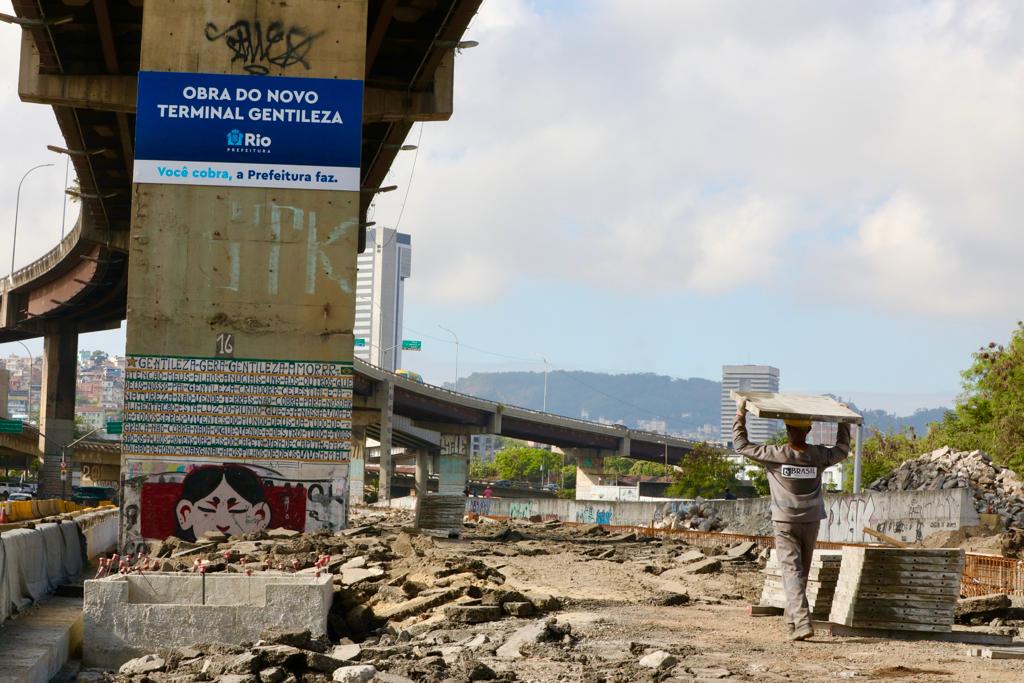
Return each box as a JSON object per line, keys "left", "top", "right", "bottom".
{"left": 445, "top": 516, "right": 1024, "bottom": 682}
{"left": 77, "top": 507, "right": 1024, "bottom": 683}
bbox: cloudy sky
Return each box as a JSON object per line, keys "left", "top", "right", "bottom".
{"left": 3, "top": 0, "right": 1023, "bottom": 414}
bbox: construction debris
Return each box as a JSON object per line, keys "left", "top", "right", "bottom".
{"left": 653, "top": 498, "right": 726, "bottom": 532}
{"left": 829, "top": 547, "right": 964, "bottom": 633}
{"left": 955, "top": 593, "right": 1012, "bottom": 625}
{"left": 868, "top": 447, "right": 1024, "bottom": 529}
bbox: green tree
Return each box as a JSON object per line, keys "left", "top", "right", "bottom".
{"left": 493, "top": 447, "right": 563, "bottom": 483}
{"left": 665, "top": 443, "right": 740, "bottom": 498}
{"left": 469, "top": 456, "right": 498, "bottom": 481}
{"left": 843, "top": 430, "right": 920, "bottom": 491}
{"left": 928, "top": 323, "right": 1024, "bottom": 471}
{"left": 602, "top": 456, "right": 634, "bottom": 476}
{"left": 628, "top": 460, "right": 674, "bottom": 477}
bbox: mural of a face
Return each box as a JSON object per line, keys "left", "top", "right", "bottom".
{"left": 174, "top": 465, "right": 272, "bottom": 540}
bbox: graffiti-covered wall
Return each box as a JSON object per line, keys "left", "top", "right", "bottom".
{"left": 450, "top": 488, "right": 979, "bottom": 544}
{"left": 120, "top": 458, "right": 348, "bottom": 555}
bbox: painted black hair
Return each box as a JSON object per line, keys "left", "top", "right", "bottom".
{"left": 173, "top": 464, "right": 268, "bottom": 541}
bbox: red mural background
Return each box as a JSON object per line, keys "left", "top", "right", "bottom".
{"left": 139, "top": 480, "right": 308, "bottom": 540}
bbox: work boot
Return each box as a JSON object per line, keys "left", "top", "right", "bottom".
{"left": 790, "top": 622, "right": 814, "bottom": 641}
{"left": 785, "top": 622, "right": 794, "bottom": 637}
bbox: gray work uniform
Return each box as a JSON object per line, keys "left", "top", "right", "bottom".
{"left": 733, "top": 414, "right": 850, "bottom": 628}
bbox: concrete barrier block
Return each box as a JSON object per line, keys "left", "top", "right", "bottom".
{"left": 84, "top": 573, "right": 333, "bottom": 668}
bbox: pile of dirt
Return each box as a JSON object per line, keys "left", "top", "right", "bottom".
{"left": 653, "top": 498, "right": 726, "bottom": 532}
{"left": 868, "top": 446, "right": 1024, "bottom": 529}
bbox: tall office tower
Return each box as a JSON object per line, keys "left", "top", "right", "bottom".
{"left": 720, "top": 365, "right": 781, "bottom": 446}
{"left": 354, "top": 228, "right": 412, "bottom": 372}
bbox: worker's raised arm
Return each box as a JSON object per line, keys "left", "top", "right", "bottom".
{"left": 732, "top": 400, "right": 790, "bottom": 464}
{"left": 820, "top": 421, "right": 853, "bottom": 466}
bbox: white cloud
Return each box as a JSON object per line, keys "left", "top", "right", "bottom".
{"left": 370, "top": 0, "right": 1024, "bottom": 319}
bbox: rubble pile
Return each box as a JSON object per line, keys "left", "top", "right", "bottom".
{"left": 652, "top": 498, "right": 725, "bottom": 532}
{"left": 77, "top": 510, "right": 769, "bottom": 682}
{"left": 867, "top": 446, "right": 1024, "bottom": 529}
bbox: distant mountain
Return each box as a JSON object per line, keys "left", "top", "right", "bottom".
{"left": 455, "top": 371, "right": 721, "bottom": 438}
{"left": 857, "top": 407, "right": 950, "bottom": 436}
{"left": 455, "top": 371, "right": 950, "bottom": 440}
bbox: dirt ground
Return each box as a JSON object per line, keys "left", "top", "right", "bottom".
{"left": 440, "top": 516, "right": 1024, "bottom": 683}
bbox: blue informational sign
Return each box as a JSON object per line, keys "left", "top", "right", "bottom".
{"left": 134, "top": 71, "right": 362, "bottom": 191}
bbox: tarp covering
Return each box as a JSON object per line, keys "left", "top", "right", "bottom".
{"left": 1, "top": 508, "right": 117, "bottom": 623}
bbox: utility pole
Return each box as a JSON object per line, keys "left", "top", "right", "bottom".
{"left": 439, "top": 325, "right": 459, "bottom": 390}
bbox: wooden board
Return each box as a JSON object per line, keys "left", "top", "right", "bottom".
{"left": 731, "top": 390, "right": 864, "bottom": 425}
{"left": 830, "top": 624, "right": 1015, "bottom": 645}
{"left": 967, "top": 647, "right": 1024, "bottom": 660}
{"left": 748, "top": 605, "right": 784, "bottom": 617}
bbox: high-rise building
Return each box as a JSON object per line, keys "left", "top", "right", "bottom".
{"left": 721, "top": 365, "right": 781, "bottom": 445}
{"left": 354, "top": 228, "right": 412, "bottom": 372}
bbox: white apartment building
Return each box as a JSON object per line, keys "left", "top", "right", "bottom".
{"left": 721, "top": 365, "right": 781, "bottom": 446}
{"left": 354, "top": 228, "right": 412, "bottom": 372}
{"left": 470, "top": 434, "right": 501, "bottom": 463}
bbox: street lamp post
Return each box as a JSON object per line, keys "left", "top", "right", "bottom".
{"left": 438, "top": 325, "right": 459, "bottom": 390}
{"left": 11, "top": 163, "right": 54, "bottom": 278}
{"left": 535, "top": 355, "right": 549, "bottom": 412}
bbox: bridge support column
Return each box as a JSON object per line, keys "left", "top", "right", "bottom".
{"left": 38, "top": 325, "right": 77, "bottom": 499}
{"left": 438, "top": 435, "right": 470, "bottom": 496}
{"left": 376, "top": 380, "right": 394, "bottom": 503}
{"left": 566, "top": 448, "right": 604, "bottom": 501}
{"left": 119, "top": 0, "right": 367, "bottom": 552}
{"left": 349, "top": 426, "right": 366, "bottom": 505}
{"left": 415, "top": 449, "right": 430, "bottom": 497}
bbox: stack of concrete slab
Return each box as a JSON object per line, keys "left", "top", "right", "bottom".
{"left": 828, "top": 547, "right": 964, "bottom": 632}
{"left": 760, "top": 550, "right": 842, "bottom": 620}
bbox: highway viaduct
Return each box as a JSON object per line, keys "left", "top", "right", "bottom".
{"left": 0, "top": 1, "right": 697, "bottom": 546}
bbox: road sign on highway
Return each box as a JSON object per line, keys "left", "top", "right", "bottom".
{"left": 401, "top": 340, "right": 422, "bottom": 351}
{"left": 354, "top": 338, "right": 367, "bottom": 348}
{"left": 0, "top": 419, "right": 23, "bottom": 434}
{"left": 106, "top": 421, "right": 123, "bottom": 435}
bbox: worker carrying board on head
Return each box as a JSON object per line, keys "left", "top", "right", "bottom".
{"left": 733, "top": 393, "right": 853, "bottom": 641}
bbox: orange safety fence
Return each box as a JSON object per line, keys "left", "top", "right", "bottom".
{"left": 481, "top": 515, "right": 1024, "bottom": 597}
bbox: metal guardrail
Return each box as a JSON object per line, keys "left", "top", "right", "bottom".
{"left": 481, "top": 515, "right": 1024, "bottom": 597}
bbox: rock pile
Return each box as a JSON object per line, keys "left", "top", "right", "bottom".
{"left": 867, "top": 447, "right": 1024, "bottom": 529}
{"left": 653, "top": 498, "right": 725, "bottom": 532}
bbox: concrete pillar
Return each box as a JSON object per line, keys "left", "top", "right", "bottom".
{"left": 377, "top": 380, "right": 394, "bottom": 502}
{"left": 119, "top": 1, "right": 367, "bottom": 550}
{"left": 567, "top": 448, "right": 603, "bottom": 501}
{"left": 38, "top": 325, "right": 77, "bottom": 499}
{"left": 438, "top": 434, "right": 469, "bottom": 496}
{"left": 349, "top": 425, "right": 366, "bottom": 505}
{"left": 415, "top": 449, "right": 429, "bottom": 497}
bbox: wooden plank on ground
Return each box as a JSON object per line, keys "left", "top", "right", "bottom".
{"left": 731, "top": 390, "right": 864, "bottom": 424}
{"left": 863, "top": 527, "right": 909, "bottom": 548}
{"left": 830, "top": 624, "right": 1015, "bottom": 645}
{"left": 748, "top": 605, "right": 784, "bottom": 617}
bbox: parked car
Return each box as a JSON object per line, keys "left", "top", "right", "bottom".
{"left": 71, "top": 486, "right": 117, "bottom": 506}
{"left": 543, "top": 483, "right": 559, "bottom": 492}
{"left": 7, "top": 492, "right": 32, "bottom": 501}
{"left": 494, "top": 479, "right": 512, "bottom": 488}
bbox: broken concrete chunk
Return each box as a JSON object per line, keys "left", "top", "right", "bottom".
{"left": 445, "top": 605, "right": 503, "bottom": 624}
{"left": 682, "top": 558, "right": 722, "bottom": 574}
{"left": 955, "top": 593, "right": 1012, "bottom": 623}
{"left": 495, "top": 621, "right": 549, "bottom": 659}
{"left": 468, "top": 661, "right": 497, "bottom": 680}
{"left": 503, "top": 601, "right": 536, "bottom": 617}
{"left": 260, "top": 628, "right": 313, "bottom": 649}
{"left": 254, "top": 645, "right": 306, "bottom": 670}
{"left": 217, "top": 675, "right": 257, "bottom": 683}
{"left": 375, "top": 587, "right": 462, "bottom": 621}
{"left": 638, "top": 650, "right": 677, "bottom": 669}
{"left": 267, "top": 528, "right": 301, "bottom": 538}
{"left": 677, "top": 549, "right": 706, "bottom": 564}
{"left": 329, "top": 643, "right": 361, "bottom": 662}
{"left": 726, "top": 541, "right": 758, "bottom": 558}
{"left": 119, "top": 655, "right": 165, "bottom": 675}
{"left": 340, "top": 566, "right": 385, "bottom": 585}
{"left": 225, "top": 652, "right": 260, "bottom": 674}
{"left": 331, "top": 666, "right": 377, "bottom": 683}
{"left": 373, "top": 673, "right": 416, "bottom": 683}
{"left": 258, "top": 667, "right": 287, "bottom": 683}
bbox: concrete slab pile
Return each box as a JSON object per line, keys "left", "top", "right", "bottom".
{"left": 829, "top": 547, "right": 965, "bottom": 633}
